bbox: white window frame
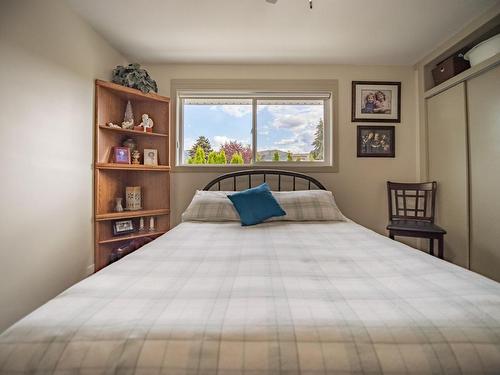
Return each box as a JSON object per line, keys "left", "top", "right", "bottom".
{"left": 176, "top": 91, "right": 333, "bottom": 168}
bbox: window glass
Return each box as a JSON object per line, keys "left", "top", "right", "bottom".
{"left": 256, "top": 100, "right": 324, "bottom": 162}
{"left": 182, "top": 98, "right": 252, "bottom": 165}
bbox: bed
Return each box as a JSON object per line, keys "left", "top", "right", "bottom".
{"left": 1, "top": 170, "right": 500, "bottom": 374}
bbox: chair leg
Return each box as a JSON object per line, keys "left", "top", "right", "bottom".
{"left": 429, "top": 238, "right": 434, "bottom": 256}
{"left": 438, "top": 236, "right": 444, "bottom": 259}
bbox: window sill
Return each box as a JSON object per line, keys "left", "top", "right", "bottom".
{"left": 172, "top": 164, "right": 338, "bottom": 173}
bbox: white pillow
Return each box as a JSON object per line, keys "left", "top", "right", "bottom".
{"left": 182, "top": 189, "right": 345, "bottom": 222}
{"left": 181, "top": 190, "right": 239, "bottom": 222}
{"left": 269, "top": 190, "right": 345, "bottom": 222}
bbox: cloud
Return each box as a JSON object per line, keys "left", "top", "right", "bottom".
{"left": 212, "top": 136, "right": 250, "bottom": 150}
{"left": 275, "top": 138, "right": 296, "bottom": 146}
{"left": 259, "top": 125, "right": 270, "bottom": 135}
{"left": 273, "top": 115, "right": 306, "bottom": 131}
{"left": 268, "top": 105, "right": 322, "bottom": 134}
{"left": 211, "top": 105, "right": 252, "bottom": 118}
{"left": 273, "top": 137, "right": 310, "bottom": 154}
{"left": 213, "top": 135, "right": 231, "bottom": 149}
{"left": 264, "top": 104, "right": 322, "bottom": 153}
{"left": 273, "top": 131, "right": 315, "bottom": 154}
{"left": 184, "top": 137, "right": 195, "bottom": 150}
{"left": 267, "top": 104, "right": 323, "bottom": 118}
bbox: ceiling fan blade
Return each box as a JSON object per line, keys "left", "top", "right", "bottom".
{"left": 265, "top": 0, "right": 312, "bottom": 8}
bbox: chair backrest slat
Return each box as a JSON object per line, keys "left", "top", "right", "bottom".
{"left": 415, "top": 189, "right": 420, "bottom": 216}
{"left": 387, "top": 181, "right": 437, "bottom": 222}
{"left": 423, "top": 190, "right": 428, "bottom": 219}
{"left": 402, "top": 190, "right": 407, "bottom": 216}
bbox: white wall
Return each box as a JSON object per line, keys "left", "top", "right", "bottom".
{"left": 0, "top": 0, "right": 126, "bottom": 332}
{"left": 145, "top": 64, "right": 419, "bottom": 235}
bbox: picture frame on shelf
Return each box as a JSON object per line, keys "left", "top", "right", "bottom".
{"left": 352, "top": 81, "right": 401, "bottom": 123}
{"left": 143, "top": 149, "right": 158, "bottom": 166}
{"left": 112, "top": 219, "right": 135, "bottom": 236}
{"left": 113, "top": 146, "right": 131, "bottom": 164}
{"left": 357, "top": 125, "right": 395, "bottom": 158}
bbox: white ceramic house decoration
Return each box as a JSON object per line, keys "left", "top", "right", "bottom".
{"left": 125, "top": 186, "right": 142, "bottom": 210}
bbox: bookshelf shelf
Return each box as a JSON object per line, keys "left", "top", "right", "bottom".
{"left": 96, "top": 208, "right": 170, "bottom": 221}
{"left": 98, "top": 125, "right": 168, "bottom": 138}
{"left": 96, "top": 79, "right": 170, "bottom": 103}
{"left": 96, "top": 163, "right": 170, "bottom": 171}
{"left": 98, "top": 230, "right": 167, "bottom": 244}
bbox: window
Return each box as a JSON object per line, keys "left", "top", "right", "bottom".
{"left": 177, "top": 91, "right": 332, "bottom": 167}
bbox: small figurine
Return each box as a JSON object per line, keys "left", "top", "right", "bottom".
{"left": 139, "top": 217, "right": 145, "bottom": 231}
{"left": 124, "top": 100, "right": 134, "bottom": 123}
{"left": 107, "top": 122, "right": 121, "bottom": 128}
{"left": 121, "top": 119, "right": 134, "bottom": 129}
{"left": 114, "top": 197, "right": 124, "bottom": 212}
{"left": 139, "top": 114, "right": 154, "bottom": 132}
{"left": 149, "top": 216, "right": 156, "bottom": 231}
{"left": 131, "top": 149, "right": 141, "bottom": 164}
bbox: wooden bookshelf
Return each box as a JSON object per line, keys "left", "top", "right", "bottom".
{"left": 94, "top": 80, "right": 170, "bottom": 271}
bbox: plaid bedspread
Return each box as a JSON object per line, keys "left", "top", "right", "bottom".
{"left": 1, "top": 221, "right": 500, "bottom": 374}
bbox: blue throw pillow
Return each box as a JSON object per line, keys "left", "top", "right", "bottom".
{"left": 227, "top": 183, "right": 286, "bottom": 226}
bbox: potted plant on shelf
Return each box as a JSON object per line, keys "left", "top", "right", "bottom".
{"left": 112, "top": 63, "right": 158, "bottom": 93}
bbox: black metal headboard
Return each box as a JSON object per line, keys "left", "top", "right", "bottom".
{"left": 203, "top": 169, "right": 326, "bottom": 191}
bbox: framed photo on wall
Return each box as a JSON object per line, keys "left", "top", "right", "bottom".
{"left": 357, "top": 126, "right": 395, "bottom": 157}
{"left": 352, "top": 81, "right": 401, "bottom": 122}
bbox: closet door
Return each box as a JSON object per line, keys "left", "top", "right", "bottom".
{"left": 427, "top": 83, "right": 469, "bottom": 268}
{"left": 467, "top": 65, "right": 500, "bottom": 282}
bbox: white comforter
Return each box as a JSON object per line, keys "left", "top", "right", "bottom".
{"left": 1, "top": 221, "right": 500, "bottom": 374}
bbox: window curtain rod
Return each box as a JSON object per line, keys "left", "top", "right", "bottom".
{"left": 178, "top": 91, "right": 331, "bottom": 99}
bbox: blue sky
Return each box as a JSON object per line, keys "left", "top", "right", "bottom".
{"left": 183, "top": 102, "right": 323, "bottom": 160}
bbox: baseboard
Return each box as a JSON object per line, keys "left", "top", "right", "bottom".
{"left": 86, "top": 264, "right": 95, "bottom": 276}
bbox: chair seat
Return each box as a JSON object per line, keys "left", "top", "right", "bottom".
{"left": 387, "top": 220, "right": 446, "bottom": 234}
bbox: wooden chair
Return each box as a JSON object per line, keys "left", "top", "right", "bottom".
{"left": 386, "top": 181, "right": 446, "bottom": 259}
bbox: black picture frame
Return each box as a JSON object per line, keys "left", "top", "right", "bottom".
{"left": 112, "top": 219, "right": 135, "bottom": 236}
{"left": 357, "top": 126, "right": 395, "bottom": 158}
{"left": 352, "top": 81, "right": 401, "bottom": 123}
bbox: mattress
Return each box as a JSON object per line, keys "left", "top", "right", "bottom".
{"left": 1, "top": 221, "right": 500, "bottom": 374}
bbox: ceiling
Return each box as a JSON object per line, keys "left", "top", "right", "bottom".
{"left": 67, "top": 0, "right": 498, "bottom": 65}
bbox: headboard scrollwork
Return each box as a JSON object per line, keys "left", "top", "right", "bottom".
{"left": 203, "top": 169, "right": 326, "bottom": 191}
